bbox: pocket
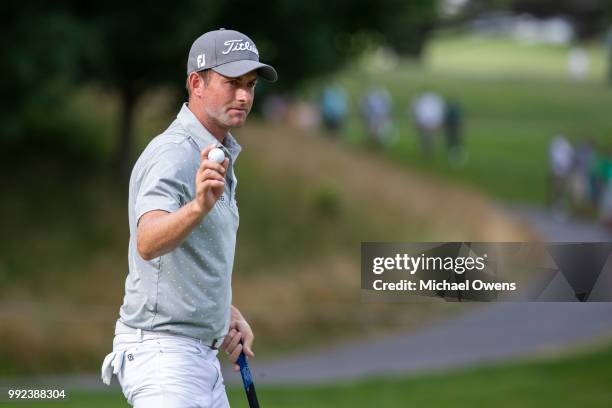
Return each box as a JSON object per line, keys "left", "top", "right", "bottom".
{"left": 157, "top": 345, "right": 219, "bottom": 397}
{"left": 117, "top": 344, "right": 159, "bottom": 405}
{"left": 210, "top": 355, "right": 224, "bottom": 389}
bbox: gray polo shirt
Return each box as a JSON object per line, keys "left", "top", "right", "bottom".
{"left": 119, "top": 103, "right": 240, "bottom": 342}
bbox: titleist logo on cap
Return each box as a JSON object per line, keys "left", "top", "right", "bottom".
{"left": 186, "top": 29, "right": 277, "bottom": 81}
{"left": 222, "top": 39, "right": 259, "bottom": 56}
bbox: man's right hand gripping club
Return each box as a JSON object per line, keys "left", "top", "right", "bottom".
{"left": 136, "top": 144, "right": 229, "bottom": 261}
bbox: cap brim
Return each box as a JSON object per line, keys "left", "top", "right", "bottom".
{"left": 213, "top": 60, "right": 278, "bottom": 82}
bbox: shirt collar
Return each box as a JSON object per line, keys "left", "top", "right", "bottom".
{"left": 177, "top": 103, "right": 242, "bottom": 162}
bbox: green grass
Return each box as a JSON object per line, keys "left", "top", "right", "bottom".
{"left": 427, "top": 34, "right": 606, "bottom": 80}
{"left": 319, "top": 33, "right": 612, "bottom": 204}
{"left": 30, "top": 341, "right": 612, "bottom": 407}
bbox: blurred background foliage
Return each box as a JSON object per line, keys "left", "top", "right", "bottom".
{"left": 1, "top": 0, "right": 437, "bottom": 174}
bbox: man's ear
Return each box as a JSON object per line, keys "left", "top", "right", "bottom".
{"left": 189, "top": 72, "right": 206, "bottom": 98}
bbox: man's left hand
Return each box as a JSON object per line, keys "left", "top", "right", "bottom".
{"left": 222, "top": 308, "right": 254, "bottom": 371}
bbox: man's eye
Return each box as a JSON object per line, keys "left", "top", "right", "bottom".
{"left": 249, "top": 82, "right": 257, "bottom": 88}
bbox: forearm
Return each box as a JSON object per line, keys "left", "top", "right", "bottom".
{"left": 231, "top": 305, "right": 244, "bottom": 321}
{"left": 137, "top": 201, "right": 208, "bottom": 260}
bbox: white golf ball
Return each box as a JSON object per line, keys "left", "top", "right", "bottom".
{"left": 208, "top": 148, "right": 225, "bottom": 164}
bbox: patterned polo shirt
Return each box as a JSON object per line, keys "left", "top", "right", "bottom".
{"left": 119, "top": 103, "right": 240, "bottom": 342}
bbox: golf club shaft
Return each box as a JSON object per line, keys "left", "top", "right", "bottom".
{"left": 237, "top": 341, "right": 259, "bottom": 408}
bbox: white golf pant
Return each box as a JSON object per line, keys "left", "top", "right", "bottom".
{"left": 101, "top": 329, "right": 229, "bottom": 408}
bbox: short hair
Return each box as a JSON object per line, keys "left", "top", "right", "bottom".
{"left": 186, "top": 70, "right": 211, "bottom": 98}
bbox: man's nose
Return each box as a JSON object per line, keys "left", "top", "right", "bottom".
{"left": 236, "top": 88, "right": 252, "bottom": 104}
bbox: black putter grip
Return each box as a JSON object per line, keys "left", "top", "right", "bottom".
{"left": 237, "top": 340, "right": 260, "bottom": 408}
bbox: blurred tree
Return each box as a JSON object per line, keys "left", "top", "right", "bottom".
{"left": 510, "top": 0, "right": 607, "bottom": 40}
{"left": 1, "top": 2, "right": 84, "bottom": 149}
{"left": 70, "top": 1, "right": 215, "bottom": 176}
{"left": 216, "top": 0, "right": 438, "bottom": 80}
{"left": 3, "top": 0, "right": 439, "bottom": 175}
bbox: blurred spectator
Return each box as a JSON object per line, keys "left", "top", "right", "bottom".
{"left": 288, "top": 100, "right": 321, "bottom": 130}
{"left": 410, "top": 91, "right": 445, "bottom": 156}
{"left": 568, "top": 138, "right": 595, "bottom": 207}
{"left": 596, "top": 149, "right": 612, "bottom": 227}
{"left": 262, "top": 94, "right": 290, "bottom": 123}
{"left": 360, "top": 87, "right": 395, "bottom": 146}
{"left": 591, "top": 148, "right": 608, "bottom": 205}
{"left": 320, "top": 85, "right": 349, "bottom": 135}
{"left": 567, "top": 46, "right": 590, "bottom": 82}
{"left": 443, "top": 99, "right": 466, "bottom": 166}
{"left": 549, "top": 135, "right": 574, "bottom": 218}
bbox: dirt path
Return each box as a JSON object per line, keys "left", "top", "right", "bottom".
{"left": 223, "top": 302, "right": 612, "bottom": 385}
{"left": 508, "top": 203, "right": 612, "bottom": 242}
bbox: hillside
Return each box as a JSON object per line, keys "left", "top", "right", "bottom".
{"left": 0, "top": 105, "right": 533, "bottom": 375}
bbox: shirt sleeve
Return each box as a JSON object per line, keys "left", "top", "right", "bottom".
{"left": 134, "top": 155, "right": 191, "bottom": 222}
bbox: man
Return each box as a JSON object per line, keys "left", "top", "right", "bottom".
{"left": 101, "top": 28, "right": 277, "bottom": 407}
{"left": 360, "top": 87, "right": 394, "bottom": 146}
{"left": 549, "top": 134, "right": 573, "bottom": 220}
{"left": 410, "top": 90, "right": 444, "bottom": 156}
